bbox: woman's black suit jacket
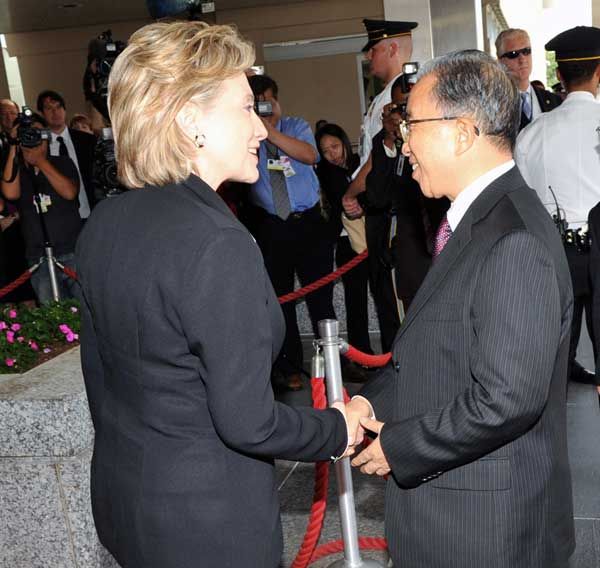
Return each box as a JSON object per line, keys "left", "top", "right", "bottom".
{"left": 76, "top": 175, "right": 347, "bottom": 568}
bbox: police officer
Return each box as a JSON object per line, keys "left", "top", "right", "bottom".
{"left": 515, "top": 26, "right": 600, "bottom": 386}
{"left": 342, "top": 19, "right": 417, "bottom": 219}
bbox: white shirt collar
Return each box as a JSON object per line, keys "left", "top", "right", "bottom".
{"left": 51, "top": 126, "right": 68, "bottom": 140}
{"left": 564, "top": 90, "right": 598, "bottom": 103}
{"left": 447, "top": 160, "right": 515, "bottom": 231}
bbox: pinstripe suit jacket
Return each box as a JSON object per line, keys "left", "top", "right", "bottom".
{"left": 361, "top": 166, "right": 575, "bottom": 567}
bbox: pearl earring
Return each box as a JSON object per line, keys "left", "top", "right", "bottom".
{"left": 194, "top": 133, "right": 206, "bottom": 149}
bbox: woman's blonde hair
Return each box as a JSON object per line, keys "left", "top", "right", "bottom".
{"left": 108, "top": 21, "right": 255, "bottom": 189}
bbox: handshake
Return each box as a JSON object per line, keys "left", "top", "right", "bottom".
{"left": 332, "top": 397, "right": 391, "bottom": 477}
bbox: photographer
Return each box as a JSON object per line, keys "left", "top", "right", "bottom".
{"left": 248, "top": 74, "right": 335, "bottom": 392}
{"left": 1, "top": 112, "right": 81, "bottom": 304}
{"left": 37, "top": 90, "right": 96, "bottom": 219}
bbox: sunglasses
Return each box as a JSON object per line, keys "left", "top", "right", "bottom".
{"left": 499, "top": 47, "right": 532, "bottom": 60}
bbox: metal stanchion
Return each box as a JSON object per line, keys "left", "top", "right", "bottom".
{"left": 318, "top": 319, "right": 386, "bottom": 568}
{"left": 44, "top": 247, "right": 60, "bottom": 302}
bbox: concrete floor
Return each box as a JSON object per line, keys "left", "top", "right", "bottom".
{"left": 275, "top": 326, "right": 600, "bottom": 567}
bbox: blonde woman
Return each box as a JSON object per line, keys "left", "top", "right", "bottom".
{"left": 76, "top": 21, "right": 349, "bottom": 568}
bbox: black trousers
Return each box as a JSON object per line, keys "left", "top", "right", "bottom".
{"left": 564, "top": 243, "right": 595, "bottom": 378}
{"left": 336, "top": 236, "right": 372, "bottom": 354}
{"left": 255, "top": 206, "right": 336, "bottom": 377}
{"left": 365, "top": 212, "right": 401, "bottom": 353}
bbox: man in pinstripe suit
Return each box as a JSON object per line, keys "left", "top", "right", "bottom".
{"left": 346, "top": 50, "right": 575, "bottom": 567}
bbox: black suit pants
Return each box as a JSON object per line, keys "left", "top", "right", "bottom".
{"left": 336, "top": 236, "right": 372, "bottom": 354}
{"left": 256, "top": 206, "right": 335, "bottom": 376}
{"left": 365, "top": 212, "right": 400, "bottom": 353}
{"left": 564, "top": 243, "right": 595, "bottom": 377}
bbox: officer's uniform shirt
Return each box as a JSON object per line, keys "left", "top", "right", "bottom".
{"left": 355, "top": 71, "right": 402, "bottom": 175}
{"left": 514, "top": 90, "right": 600, "bottom": 229}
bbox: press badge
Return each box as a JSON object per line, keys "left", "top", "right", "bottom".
{"left": 33, "top": 193, "right": 52, "bottom": 214}
{"left": 267, "top": 158, "right": 285, "bottom": 171}
{"left": 268, "top": 156, "right": 296, "bottom": 178}
{"left": 279, "top": 156, "right": 296, "bottom": 178}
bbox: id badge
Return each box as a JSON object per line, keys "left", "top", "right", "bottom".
{"left": 395, "top": 155, "right": 405, "bottom": 177}
{"left": 280, "top": 156, "right": 296, "bottom": 178}
{"left": 33, "top": 193, "right": 52, "bottom": 214}
{"left": 267, "top": 158, "right": 285, "bottom": 171}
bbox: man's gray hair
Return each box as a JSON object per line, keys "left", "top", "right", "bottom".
{"left": 494, "top": 28, "right": 530, "bottom": 57}
{"left": 416, "top": 50, "right": 520, "bottom": 151}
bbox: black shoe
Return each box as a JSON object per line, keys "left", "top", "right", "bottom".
{"left": 570, "top": 366, "right": 596, "bottom": 385}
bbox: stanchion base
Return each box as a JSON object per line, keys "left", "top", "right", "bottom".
{"left": 326, "top": 558, "right": 388, "bottom": 568}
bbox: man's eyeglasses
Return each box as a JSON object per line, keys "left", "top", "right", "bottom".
{"left": 499, "top": 47, "right": 532, "bottom": 60}
{"left": 399, "top": 116, "right": 480, "bottom": 142}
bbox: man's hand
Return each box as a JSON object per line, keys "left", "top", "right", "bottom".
{"left": 0, "top": 214, "right": 16, "bottom": 232}
{"left": 342, "top": 194, "right": 364, "bottom": 219}
{"left": 21, "top": 144, "right": 48, "bottom": 168}
{"left": 260, "top": 116, "right": 275, "bottom": 137}
{"left": 381, "top": 103, "right": 401, "bottom": 141}
{"left": 350, "top": 417, "right": 391, "bottom": 476}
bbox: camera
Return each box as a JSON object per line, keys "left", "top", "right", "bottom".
{"left": 83, "top": 31, "right": 127, "bottom": 199}
{"left": 396, "top": 61, "right": 420, "bottom": 94}
{"left": 84, "top": 30, "right": 126, "bottom": 121}
{"left": 16, "top": 106, "right": 51, "bottom": 148}
{"left": 93, "top": 128, "right": 124, "bottom": 199}
{"left": 255, "top": 101, "right": 273, "bottom": 117}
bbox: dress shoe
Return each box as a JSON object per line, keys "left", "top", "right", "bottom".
{"left": 570, "top": 366, "right": 596, "bottom": 385}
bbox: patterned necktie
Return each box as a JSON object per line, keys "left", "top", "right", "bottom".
{"left": 433, "top": 215, "right": 453, "bottom": 258}
{"left": 56, "top": 136, "right": 69, "bottom": 157}
{"left": 520, "top": 91, "right": 532, "bottom": 121}
{"left": 265, "top": 141, "right": 291, "bottom": 220}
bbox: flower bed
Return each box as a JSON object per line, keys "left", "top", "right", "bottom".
{"left": 0, "top": 300, "right": 81, "bottom": 373}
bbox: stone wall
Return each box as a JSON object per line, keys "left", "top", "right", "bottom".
{"left": 0, "top": 347, "right": 118, "bottom": 568}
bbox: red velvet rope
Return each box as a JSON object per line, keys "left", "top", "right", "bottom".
{"left": 4, "top": 249, "right": 367, "bottom": 304}
{"left": 343, "top": 345, "right": 392, "bottom": 368}
{"left": 59, "top": 265, "right": 79, "bottom": 281}
{"left": 0, "top": 261, "right": 80, "bottom": 301}
{"left": 278, "top": 250, "right": 368, "bottom": 305}
{"left": 0, "top": 268, "right": 34, "bottom": 299}
{"left": 290, "top": 376, "right": 387, "bottom": 568}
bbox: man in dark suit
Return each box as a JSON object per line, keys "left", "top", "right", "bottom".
{"left": 345, "top": 50, "right": 575, "bottom": 567}
{"left": 37, "top": 90, "right": 96, "bottom": 219}
{"left": 588, "top": 203, "right": 600, "bottom": 403}
{"left": 495, "top": 28, "right": 562, "bottom": 131}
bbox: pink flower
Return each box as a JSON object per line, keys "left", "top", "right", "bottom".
{"left": 10, "top": 323, "right": 21, "bottom": 332}
{"left": 30, "top": 341, "right": 39, "bottom": 351}
{"left": 70, "top": 306, "right": 78, "bottom": 313}
{"left": 66, "top": 332, "right": 75, "bottom": 343}
{"left": 17, "top": 336, "right": 24, "bottom": 343}
{"left": 6, "top": 331, "right": 14, "bottom": 343}
{"left": 73, "top": 333, "right": 79, "bottom": 341}
{"left": 43, "top": 348, "right": 52, "bottom": 354}
{"left": 5, "top": 358, "right": 15, "bottom": 367}
{"left": 8, "top": 309, "right": 17, "bottom": 319}
{"left": 0, "top": 321, "right": 7, "bottom": 330}
{"left": 59, "top": 324, "right": 71, "bottom": 334}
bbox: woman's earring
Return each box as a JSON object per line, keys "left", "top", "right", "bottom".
{"left": 194, "top": 133, "right": 206, "bottom": 149}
